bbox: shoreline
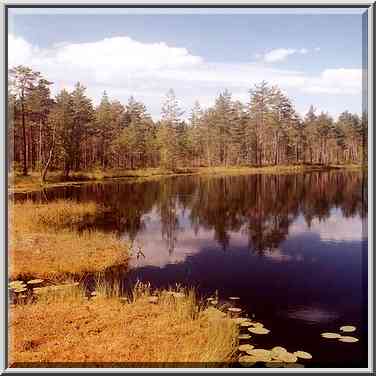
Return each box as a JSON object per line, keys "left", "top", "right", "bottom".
{"left": 9, "top": 164, "right": 365, "bottom": 194}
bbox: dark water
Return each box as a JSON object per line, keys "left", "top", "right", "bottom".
{"left": 14, "top": 171, "right": 368, "bottom": 368}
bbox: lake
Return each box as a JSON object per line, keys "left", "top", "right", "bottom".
{"left": 14, "top": 170, "right": 368, "bottom": 368}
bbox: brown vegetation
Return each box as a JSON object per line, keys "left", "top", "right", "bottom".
{"left": 9, "top": 284, "right": 238, "bottom": 366}
{"left": 9, "top": 163, "right": 363, "bottom": 193}
{"left": 9, "top": 200, "right": 129, "bottom": 281}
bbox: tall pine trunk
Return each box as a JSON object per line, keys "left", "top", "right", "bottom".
{"left": 41, "top": 123, "right": 56, "bottom": 183}
{"left": 21, "top": 97, "right": 28, "bottom": 176}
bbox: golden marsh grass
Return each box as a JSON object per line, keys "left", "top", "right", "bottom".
{"left": 9, "top": 282, "right": 238, "bottom": 366}
{"left": 9, "top": 200, "right": 129, "bottom": 281}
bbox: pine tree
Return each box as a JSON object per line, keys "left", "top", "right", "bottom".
{"left": 247, "top": 81, "right": 275, "bottom": 166}
{"left": 188, "top": 101, "right": 204, "bottom": 166}
{"left": 9, "top": 66, "right": 42, "bottom": 175}
{"left": 52, "top": 90, "right": 75, "bottom": 178}
{"left": 158, "top": 89, "right": 183, "bottom": 170}
{"left": 26, "top": 78, "right": 53, "bottom": 170}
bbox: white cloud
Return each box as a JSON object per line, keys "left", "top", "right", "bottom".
{"left": 303, "top": 68, "right": 362, "bottom": 95}
{"left": 8, "top": 34, "right": 362, "bottom": 118}
{"left": 8, "top": 34, "right": 38, "bottom": 67}
{"left": 261, "top": 47, "right": 315, "bottom": 63}
{"left": 263, "top": 48, "right": 297, "bottom": 63}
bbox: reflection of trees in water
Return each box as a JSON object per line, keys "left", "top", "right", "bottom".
{"left": 189, "top": 177, "right": 244, "bottom": 250}
{"left": 19, "top": 171, "right": 366, "bottom": 255}
{"left": 157, "top": 179, "right": 179, "bottom": 256}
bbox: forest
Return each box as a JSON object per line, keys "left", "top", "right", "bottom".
{"left": 9, "top": 65, "right": 367, "bottom": 182}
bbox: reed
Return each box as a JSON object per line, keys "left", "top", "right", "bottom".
{"left": 9, "top": 282, "right": 238, "bottom": 366}
{"left": 9, "top": 200, "right": 129, "bottom": 281}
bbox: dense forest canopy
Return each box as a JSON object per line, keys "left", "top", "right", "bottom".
{"left": 8, "top": 65, "right": 367, "bottom": 180}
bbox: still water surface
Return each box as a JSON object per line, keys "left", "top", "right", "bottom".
{"left": 16, "top": 171, "right": 368, "bottom": 367}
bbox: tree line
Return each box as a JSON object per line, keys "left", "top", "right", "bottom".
{"left": 9, "top": 65, "right": 367, "bottom": 181}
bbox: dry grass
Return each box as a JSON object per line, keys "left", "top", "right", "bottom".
{"left": 9, "top": 283, "right": 238, "bottom": 366}
{"left": 8, "top": 200, "right": 237, "bottom": 367}
{"left": 9, "top": 200, "right": 129, "bottom": 281}
{"left": 10, "top": 200, "right": 99, "bottom": 232}
{"left": 10, "top": 164, "right": 363, "bottom": 193}
{"left": 195, "top": 164, "right": 347, "bottom": 176}
{"left": 9, "top": 169, "right": 173, "bottom": 193}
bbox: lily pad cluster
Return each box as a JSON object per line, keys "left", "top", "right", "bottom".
{"left": 9, "top": 279, "right": 45, "bottom": 303}
{"left": 230, "top": 300, "right": 313, "bottom": 368}
{"left": 238, "top": 345, "right": 312, "bottom": 368}
{"left": 9, "top": 280, "right": 28, "bottom": 293}
{"left": 8, "top": 279, "right": 84, "bottom": 304}
{"left": 321, "top": 325, "right": 359, "bottom": 343}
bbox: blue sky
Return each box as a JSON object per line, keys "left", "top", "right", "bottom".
{"left": 8, "top": 8, "right": 367, "bottom": 119}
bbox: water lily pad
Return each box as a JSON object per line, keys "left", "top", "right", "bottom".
{"left": 340, "top": 325, "right": 356, "bottom": 333}
{"left": 248, "top": 327, "right": 270, "bottom": 335}
{"left": 271, "top": 346, "right": 288, "bottom": 358}
{"left": 249, "top": 322, "right": 264, "bottom": 328}
{"left": 240, "top": 322, "right": 253, "bottom": 327}
{"left": 14, "top": 288, "right": 27, "bottom": 293}
{"left": 293, "top": 351, "right": 312, "bottom": 360}
{"left": 238, "top": 334, "right": 252, "bottom": 340}
{"left": 228, "top": 307, "right": 242, "bottom": 313}
{"left": 238, "top": 344, "right": 254, "bottom": 352}
{"left": 9, "top": 282, "right": 27, "bottom": 291}
{"left": 238, "top": 355, "right": 257, "bottom": 366}
{"left": 271, "top": 346, "right": 287, "bottom": 353}
{"left": 245, "top": 352, "right": 272, "bottom": 362}
{"left": 338, "top": 336, "right": 359, "bottom": 343}
{"left": 9, "top": 280, "right": 26, "bottom": 287}
{"left": 203, "top": 307, "right": 226, "bottom": 319}
{"left": 248, "top": 349, "right": 271, "bottom": 357}
{"left": 279, "top": 352, "right": 298, "bottom": 363}
{"left": 234, "top": 317, "right": 249, "bottom": 324}
{"left": 321, "top": 332, "right": 341, "bottom": 339}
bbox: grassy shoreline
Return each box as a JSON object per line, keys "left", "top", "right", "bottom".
{"left": 9, "top": 200, "right": 129, "bottom": 281}
{"left": 9, "top": 164, "right": 365, "bottom": 194}
{"left": 8, "top": 199, "right": 239, "bottom": 366}
{"left": 9, "top": 282, "right": 238, "bottom": 366}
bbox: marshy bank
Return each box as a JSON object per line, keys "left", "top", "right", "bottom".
{"left": 7, "top": 199, "right": 312, "bottom": 368}
{"left": 9, "top": 281, "right": 238, "bottom": 366}
{"left": 9, "top": 276, "right": 359, "bottom": 368}
{"left": 8, "top": 200, "right": 239, "bottom": 366}
{"left": 9, "top": 200, "right": 129, "bottom": 281}
{"left": 9, "top": 164, "right": 363, "bottom": 193}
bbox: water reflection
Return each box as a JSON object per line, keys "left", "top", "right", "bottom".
{"left": 14, "top": 170, "right": 367, "bottom": 267}
{"left": 286, "top": 306, "right": 340, "bottom": 324}
{"left": 13, "top": 171, "right": 368, "bottom": 367}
